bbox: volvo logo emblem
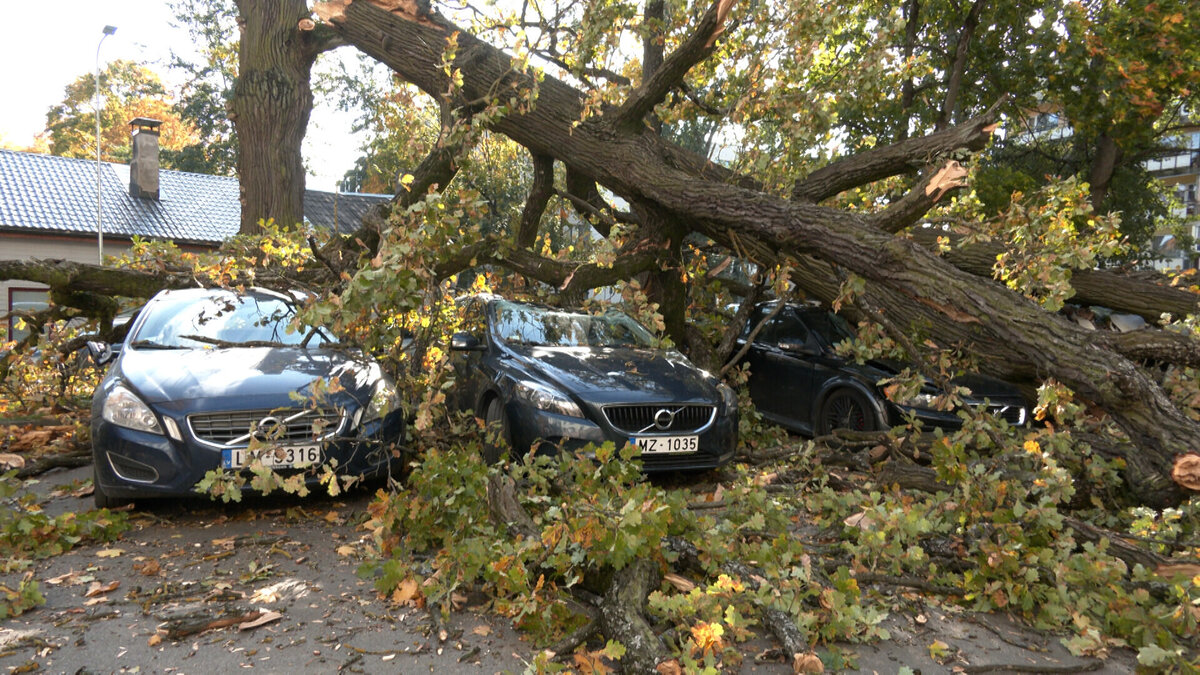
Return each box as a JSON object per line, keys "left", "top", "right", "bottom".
{"left": 653, "top": 408, "right": 675, "bottom": 431}
{"left": 252, "top": 415, "right": 286, "bottom": 442}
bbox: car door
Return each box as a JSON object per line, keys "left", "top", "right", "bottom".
{"left": 744, "top": 307, "right": 822, "bottom": 431}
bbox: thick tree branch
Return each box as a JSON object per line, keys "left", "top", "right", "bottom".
{"left": 516, "top": 152, "right": 555, "bottom": 249}
{"left": 935, "top": 0, "right": 985, "bottom": 130}
{"left": 898, "top": 0, "right": 921, "bottom": 136}
{"left": 791, "top": 99, "right": 1003, "bottom": 203}
{"left": 298, "top": 18, "right": 348, "bottom": 58}
{"left": 868, "top": 160, "right": 969, "bottom": 233}
{"left": 1088, "top": 134, "right": 1123, "bottom": 211}
{"left": 1096, "top": 329, "right": 1200, "bottom": 369}
{"left": 0, "top": 259, "right": 201, "bottom": 300}
{"left": 640, "top": 0, "right": 665, "bottom": 135}
{"left": 563, "top": 168, "right": 626, "bottom": 237}
{"left": 906, "top": 228, "right": 1200, "bottom": 322}
{"left": 611, "top": 0, "right": 734, "bottom": 131}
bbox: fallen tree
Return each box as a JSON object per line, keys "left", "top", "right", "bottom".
{"left": 312, "top": 0, "right": 1199, "bottom": 507}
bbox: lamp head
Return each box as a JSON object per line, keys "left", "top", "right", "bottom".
{"left": 102, "top": 25, "right": 117, "bottom": 35}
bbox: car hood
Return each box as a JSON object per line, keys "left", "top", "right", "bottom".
{"left": 116, "top": 347, "right": 379, "bottom": 405}
{"left": 508, "top": 345, "right": 717, "bottom": 403}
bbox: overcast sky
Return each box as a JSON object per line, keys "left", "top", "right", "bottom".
{"left": 0, "top": 1, "right": 364, "bottom": 191}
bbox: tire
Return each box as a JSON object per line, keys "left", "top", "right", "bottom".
{"left": 817, "top": 388, "right": 880, "bottom": 435}
{"left": 481, "top": 397, "right": 511, "bottom": 464}
{"left": 93, "top": 463, "right": 131, "bottom": 510}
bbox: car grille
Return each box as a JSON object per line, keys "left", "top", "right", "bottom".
{"left": 603, "top": 404, "right": 716, "bottom": 435}
{"left": 988, "top": 404, "right": 1026, "bottom": 425}
{"left": 188, "top": 408, "right": 345, "bottom": 447}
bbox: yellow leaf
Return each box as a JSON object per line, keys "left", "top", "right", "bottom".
{"left": 391, "top": 578, "right": 421, "bottom": 606}
{"left": 794, "top": 652, "right": 824, "bottom": 674}
{"left": 96, "top": 548, "right": 125, "bottom": 558}
{"left": 336, "top": 545, "right": 357, "bottom": 556}
{"left": 85, "top": 580, "right": 120, "bottom": 598}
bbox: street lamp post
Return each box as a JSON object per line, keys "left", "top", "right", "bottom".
{"left": 95, "top": 24, "right": 117, "bottom": 266}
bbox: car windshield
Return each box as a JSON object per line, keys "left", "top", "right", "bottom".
{"left": 130, "top": 292, "right": 334, "bottom": 349}
{"left": 491, "top": 300, "right": 656, "bottom": 348}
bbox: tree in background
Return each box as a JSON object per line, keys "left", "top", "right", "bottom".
{"left": 167, "top": 0, "right": 242, "bottom": 175}
{"left": 43, "top": 60, "right": 199, "bottom": 166}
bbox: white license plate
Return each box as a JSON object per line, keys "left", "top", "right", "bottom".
{"left": 632, "top": 435, "right": 698, "bottom": 454}
{"left": 222, "top": 445, "right": 321, "bottom": 469}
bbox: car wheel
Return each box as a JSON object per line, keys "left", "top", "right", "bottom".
{"left": 92, "top": 463, "right": 131, "bottom": 510}
{"left": 481, "top": 397, "right": 511, "bottom": 464}
{"left": 817, "top": 388, "right": 880, "bottom": 435}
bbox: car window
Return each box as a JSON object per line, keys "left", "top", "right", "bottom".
{"left": 131, "top": 293, "right": 333, "bottom": 348}
{"left": 490, "top": 300, "right": 656, "bottom": 348}
{"left": 771, "top": 310, "right": 811, "bottom": 344}
{"left": 742, "top": 306, "right": 773, "bottom": 341}
{"left": 802, "top": 311, "right": 856, "bottom": 345}
{"left": 459, "top": 298, "right": 487, "bottom": 336}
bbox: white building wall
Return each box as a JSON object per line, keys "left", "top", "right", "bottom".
{"left": 1, "top": 233, "right": 135, "bottom": 337}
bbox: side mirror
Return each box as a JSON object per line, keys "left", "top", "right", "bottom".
{"left": 777, "top": 338, "right": 818, "bottom": 357}
{"left": 86, "top": 340, "right": 118, "bottom": 366}
{"left": 450, "top": 332, "right": 485, "bottom": 351}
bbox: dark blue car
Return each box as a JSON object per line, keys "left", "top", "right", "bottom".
{"left": 448, "top": 296, "right": 738, "bottom": 470}
{"left": 89, "top": 288, "right": 404, "bottom": 508}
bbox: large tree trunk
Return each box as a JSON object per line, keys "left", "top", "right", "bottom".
{"left": 319, "top": 0, "right": 1200, "bottom": 506}
{"left": 230, "top": 0, "right": 320, "bottom": 234}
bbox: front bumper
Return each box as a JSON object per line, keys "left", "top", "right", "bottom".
{"left": 892, "top": 399, "right": 1028, "bottom": 430}
{"left": 505, "top": 400, "right": 737, "bottom": 471}
{"left": 91, "top": 412, "right": 404, "bottom": 501}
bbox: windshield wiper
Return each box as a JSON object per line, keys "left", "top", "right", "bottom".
{"left": 180, "top": 334, "right": 291, "bottom": 349}
{"left": 130, "top": 340, "right": 186, "bottom": 350}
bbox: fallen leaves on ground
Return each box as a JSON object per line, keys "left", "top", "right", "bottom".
{"left": 84, "top": 580, "right": 119, "bottom": 598}
{"left": 238, "top": 609, "right": 282, "bottom": 631}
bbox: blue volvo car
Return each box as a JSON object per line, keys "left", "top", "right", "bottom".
{"left": 448, "top": 296, "right": 738, "bottom": 470}
{"left": 90, "top": 287, "right": 404, "bottom": 508}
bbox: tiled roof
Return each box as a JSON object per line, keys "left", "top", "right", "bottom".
{"left": 0, "top": 150, "right": 389, "bottom": 244}
{"left": 304, "top": 191, "right": 387, "bottom": 236}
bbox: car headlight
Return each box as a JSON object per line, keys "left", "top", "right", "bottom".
{"left": 514, "top": 380, "right": 583, "bottom": 418}
{"left": 102, "top": 385, "right": 163, "bottom": 434}
{"left": 717, "top": 383, "right": 737, "bottom": 412}
{"left": 363, "top": 378, "right": 399, "bottom": 424}
{"left": 897, "top": 392, "right": 941, "bottom": 410}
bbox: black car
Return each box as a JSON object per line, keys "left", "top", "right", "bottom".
{"left": 738, "top": 302, "right": 1027, "bottom": 435}
{"left": 448, "top": 296, "right": 738, "bottom": 470}
{"left": 89, "top": 288, "right": 404, "bottom": 508}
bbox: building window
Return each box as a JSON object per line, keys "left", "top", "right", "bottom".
{"left": 7, "top": 288, "right": 49, "bottom": 343}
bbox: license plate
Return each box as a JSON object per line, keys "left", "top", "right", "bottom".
{"left": 631, "top": 435, "right": 698, "bottom": 454}
{"left": 222, "top": 445, "right": 321, "bottom": 469}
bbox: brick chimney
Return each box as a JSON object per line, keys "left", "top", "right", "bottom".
{"left": 129, "top": 117, "right": 162, "bottom": 200}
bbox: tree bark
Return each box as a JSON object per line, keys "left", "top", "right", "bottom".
{"left": 906, "top": 228, "right": 1200, "bottom": 322}
{"left": 1087, "top": 134, "right": 1123, "bottom": 213}
{"left": 231, "top": 0, "right": 326, "bottom": 233}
